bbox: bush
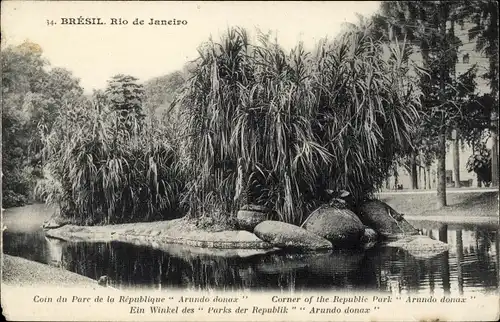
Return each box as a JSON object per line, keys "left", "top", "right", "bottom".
{"left": 466, "top": 144, "right": 492, "bottom": 186}
{"left": 36, "top": 98, "right": 186, "bottom": 225}
{"left": 1, "top": 164, "right": 38, "bottom": 208}
{"left": 176, "top": 27, "right": 419, "bottom": 225}
{"left": 2, "top": 190, "right": 29, "bottom": 208}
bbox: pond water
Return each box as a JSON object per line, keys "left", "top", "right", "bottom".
{"left": 2, "top": 204, "right": 499, "bottom": 296}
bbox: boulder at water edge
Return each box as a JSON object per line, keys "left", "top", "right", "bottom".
{"left": 360, "top": 226, "right": 378, "bottom": 249}
{"left": 42, "top": 209, "right": 70, "bottom": 229}
{"left": 254, "top": 221, "right": 332, "bottom": 251}
{"left": 237, "top": 205, "right": 270, "bottom": 231}
{"left": 358, "top": 200, "right": 419, "bottom": 239}
{"left": 387, "top": 235, "right": 450, "bottom": 259}
{"left": 301, "top": 207, "right": 365, "bottom": 244}
{"left": 361, "top": 226, "right": 378, "bottom": 243}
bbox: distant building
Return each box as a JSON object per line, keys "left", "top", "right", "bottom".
{"left": 387, "top": 146, "right": 480, "bottom": 190}
{"left": 385, "top": 22, "right": 493, "bottom": 190}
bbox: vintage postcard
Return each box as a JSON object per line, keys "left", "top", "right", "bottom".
{"left": 1, "top": 1, "right": 499, "bottom": 321}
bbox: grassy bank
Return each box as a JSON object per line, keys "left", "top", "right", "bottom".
{"left": 380, "top": 191, "right": 498, "bottom": 217}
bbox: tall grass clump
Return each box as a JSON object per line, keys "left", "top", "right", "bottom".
{"left": 311, "top": 29, "right": 420, "bottom": 209}
{"left": 177, "top": 27, "right": 420, "bottom": 225}
{"left": 36, "top": 96, "right": 186, "bottom": 225}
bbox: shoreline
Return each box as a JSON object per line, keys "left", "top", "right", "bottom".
{"left": 2, "top": 254, "right": 102, "bottom": 288}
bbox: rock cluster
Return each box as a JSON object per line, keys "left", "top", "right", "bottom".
{"left": 248, "top": 200, "right": 446, "bottom": 255}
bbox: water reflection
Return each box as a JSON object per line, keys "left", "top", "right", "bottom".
{"left": 438, "top": 224, "right": 451, "bottom": 295}
{"left": 45, "top": 237, "right": 64, "bottom": 267}
{"left": 2, "top": 215, "right": 499, "bottom": 295}
{"left": 456, "top": 230, "right": 464, "bottom": 295}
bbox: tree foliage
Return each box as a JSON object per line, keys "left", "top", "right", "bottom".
{"left": 143, "top": 71, "right": 186, "bottom": 119}
{"left": 460, "top": 0, "right": 499, "bottom": 95}
{"left": 104, "top": 74, "right": 146, "bottom": 130}
{"left": 369, "top": 1, "right": 489, "bottom": 198}
{"left": 2, "top": 41, "right": 84, "bottom": 207}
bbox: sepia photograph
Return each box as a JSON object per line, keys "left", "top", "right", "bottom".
{"left": 1, "top": 1, "right": 499, "bottom": 321}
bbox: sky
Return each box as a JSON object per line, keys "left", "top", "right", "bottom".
{"left": 1, "top": 1, "right": 381, "bottom": 93}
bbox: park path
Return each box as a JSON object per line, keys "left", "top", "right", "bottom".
{"left": 377, "top": 188, "right": 498, "bottom": 195}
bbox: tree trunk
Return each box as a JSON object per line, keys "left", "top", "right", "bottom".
{"left": 450, "top": 18, "right": 460, "bottom": 189}
{"left": 436, "top": 1, "right": 447, "bottom": 208}
{"left": 487, "top": 2, "right": 498, "bottom": 187}
{"left": 437, "top": 132, "right": 447, "bottom": 208}
{"left": 426, "top": 166, "right": 432, "bottom": 189}
{"left": 418, "top": 155, "right": 422, "bottom": 189}
{"left": 423, "top": 165, "right": 427, "bottom": 189}
{"left": 491, "top": 110, "right": 499, "bottom": 187}
{"left": 410, "top": 152, "right": 418, "bottom": 190}
{"left": 453, "top": 130, "right": 460, "bottom": 188}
